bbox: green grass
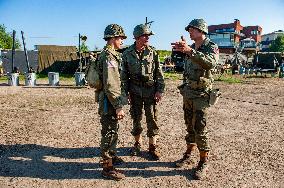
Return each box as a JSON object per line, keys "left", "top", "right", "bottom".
{"left": 214, "top": 74, "right": 243, "bottom": 83}
{"left": 0, "top": 76, "right": 7, "bottom": 81}
{"left": 163, "top": 72, "right": 182, "bottom": 80}
{"left": 36, "top": 73, "right": 75, "bottom": 81}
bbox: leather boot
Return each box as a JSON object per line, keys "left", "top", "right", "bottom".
{"left": 112, "top": 156, "right": 124, "bottom": 165}
{"left": 194, "top": 151, "right": 209, "bottom": 180}
{"left": 148, "top": 144, "right": 161, "bottom": 160}
{"left": 131, "top": 141, "right": 142, "bottom": 156}
{"left": 101, "top": 159, "right": 125, "bottom": 181}
{"left": 109, "top": 151, "right": 124, "bottom": 165}
{"left": 175, "top": 144, "right": 196, "bottom": 168}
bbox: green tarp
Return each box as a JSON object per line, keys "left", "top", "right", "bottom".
{"left": 37, "top": 45, "right": 80, "bottom": 74}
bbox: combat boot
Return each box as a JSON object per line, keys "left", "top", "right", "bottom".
{"left": 112, "top": 156, "right": 125, "bottom": 165}
{"left": 194, "top": 151, "right": 209, "bottom": 180}
{"left": 131, "top": 141, "right": 142, "bottom": 156}
{"left": 175, "top": 144, "right": 196, "bottom": 168}
{"left": 101, "top": 159, "right": 125, "bottom": 181}
{"left": 148, "top": 144, "right": 161, "bottom": 160}
{"left": 109, "top": 151, "right": 124, "bottom": 165}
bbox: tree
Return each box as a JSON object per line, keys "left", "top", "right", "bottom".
{"left": 80, "top": 41, "right": 89, "bottom": 52}
{"left": 0, "top": 24, "right": 21, "bottom": 49}
{"left": 157, "top": 50, "right": 171, "bottom": 62}
{"left": 269, "top": 35, "right": 284, "bottom": 52}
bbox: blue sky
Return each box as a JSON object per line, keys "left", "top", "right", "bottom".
{"left": 1, "top": 0, "right": 283, "bottom": 50}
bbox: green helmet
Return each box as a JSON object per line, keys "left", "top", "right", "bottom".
{"left": 185, "top": 19, "right": 208, "bottom": 34}
{"left": 103, "top": 24, "right": 127, "bottom": 40}
{"left": 133, "top": 24, "right": 154, "bottom": 38}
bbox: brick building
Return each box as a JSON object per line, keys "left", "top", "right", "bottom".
{"left": 207, "top": 19, "right": 262, "bottom": 54}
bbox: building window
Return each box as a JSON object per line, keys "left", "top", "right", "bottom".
{"left": 215, "top": 28, "right": 235, "bottom": 33}
{"left": 251, "top": 30, "right": 258, "bottom": 35}
{"left": 223, "top": 34, "right": 230, "bottom": 38}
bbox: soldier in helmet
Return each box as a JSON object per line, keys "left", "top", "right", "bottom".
{"left": 98, "top": 24, "right": 127, "bottom": 181}
{"left": 121, "top": 24, "right": 165, "bottom": 160}
{"left": 171, "top": 18, "right": 219, "bottom": 180}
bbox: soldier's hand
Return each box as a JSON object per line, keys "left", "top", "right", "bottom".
{"left": 171, "top": 36, "right": 192, "bottom": 54}
{"left": 154, "top": 92, "right": 162, "bottom": 103}
{"left": 116, "top": 108, "right": 125, "bottom": 120}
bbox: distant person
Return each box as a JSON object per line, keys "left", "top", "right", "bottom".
{"left": 97, "top": 24, "right": 127, "bottom": 181}
{"left": 0, "top": 66, "right": 3, "bottom": 76}
{"left": 121, "top": 24, "right": 165, "bottom": 160}
{"left": 171, "top": 18, "right": 219, "bottom": 180}
{"left": 13, "top": 66, "right": 20, "bottom": 73}
{"left": 28, "top": 66, "right": 35, "bottom": 73}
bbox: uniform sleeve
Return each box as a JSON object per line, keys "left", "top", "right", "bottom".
{"left": 189, "top": 44, "right": 219, "bottom": 70}
{"left": 154, "top": 51, "right": 165, "bottom": 93}
{"left": 120, "top": 53, "right": 129, "bottom": 97}
{"left": 102, "top": 56, "right": 122, "bottom": 109}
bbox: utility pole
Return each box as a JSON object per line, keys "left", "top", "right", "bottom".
{"left": 11, "top": 30, "right": 16, "bottom": 73}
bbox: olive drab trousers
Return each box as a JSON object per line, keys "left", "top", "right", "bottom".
{"left": 99, "top": 98, "right": 119, "bottom": 160}
{"left": 130, "top": 93, "right": 159, "bottom": 138}
{"left": 183, "top": 95, "right": 210, "bottom": 151}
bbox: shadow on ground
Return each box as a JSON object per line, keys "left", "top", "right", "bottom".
{"left": 0, "top": 144, "right": 194, "bottom": 180}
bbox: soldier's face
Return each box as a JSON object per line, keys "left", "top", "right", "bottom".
{"left": 136, "top": 35, "right": 150, "bottom": 46}
{"left": 113, "top": 36, "right": 124, "bottom": 49}
{"left": 188, "top": 27, "right": 203, "bottom": 41}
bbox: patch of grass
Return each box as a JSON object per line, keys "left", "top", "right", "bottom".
{"left": 163, "top": 72, "right": 182, "bottom": 80}
{"left": 37, "top": 73, "right": 75, "bottom": 81}
{"left": 214, "top": 74, "right": 243, "bottom": 84}
{"left": 0, "top": 74, "right": 25, "bottom": 81}
{"left": 0, "top": 76, "right": 7, "bottom": 81}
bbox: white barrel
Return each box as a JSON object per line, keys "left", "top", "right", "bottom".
{"left": 74, "top": 72, "right": 85, "bottom": 86}
{"left": 7, "top": 73, "right": 19, "bottom": 86}
{"left": 48, "top": 72, "right": 59, "bottom": 86}
{"left": 25, "top": 73, "right": 36, "bottom": 86}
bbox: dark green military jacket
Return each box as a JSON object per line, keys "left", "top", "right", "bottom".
{"left": 121, "top": 44, "right": 165, "bottom": 98}
{"left": 97, "top": 45, "right": 123, "bottom": 115}
{"left": 183, "top": 37, "right": 219, "bottom": 94}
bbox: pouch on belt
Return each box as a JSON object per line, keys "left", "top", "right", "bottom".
{"left": 209, "top": 89, "right": 221, "bottom": 106}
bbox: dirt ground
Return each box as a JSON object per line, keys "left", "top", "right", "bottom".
{"left": 0, "top": 77, "right": 283, "bottom": 188}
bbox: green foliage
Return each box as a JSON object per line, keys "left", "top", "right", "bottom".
{"left": 157, "top": 50, "right": 171, "bottom": 62}
{"left": 269, "top": 35, "right": 284, "bottom": 52}
{"left": 0, "top": 24, "right": 21, "bottom": 49}
{"left": 80, "top": 42, "right": 89, "bottom": 52}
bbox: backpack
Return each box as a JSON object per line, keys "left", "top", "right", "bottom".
{"left": 85, "top": 53, "right": 102, "bottom": 90}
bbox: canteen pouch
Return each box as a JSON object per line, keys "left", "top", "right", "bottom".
{"left": 209, "top": 89, "right": 221, "bottom": 106}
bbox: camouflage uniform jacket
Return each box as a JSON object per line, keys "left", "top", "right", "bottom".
{"left": 121, "top": 44, "right": 165, "bottom": 98}
{"left": 183, "top": 37, "right": 219, "bottom": 95}
{"left": 98, "top": 45, "right": 123, "bottom": 114}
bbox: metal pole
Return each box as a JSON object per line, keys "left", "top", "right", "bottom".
{"left": 78, "top": 33, "right": 82, "bottom": 72}
{"left": 21, "top": 31, "right": 30, "bottom": 73}
{"left": 11, "top": 30, "right": 16, "bottom": 73}
{"left": 145, "top": 17, "right": 147, "bottom": 25}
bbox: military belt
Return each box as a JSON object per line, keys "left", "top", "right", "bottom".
{"left": 186, "top": 78, "right": 212, "bottom": 90}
